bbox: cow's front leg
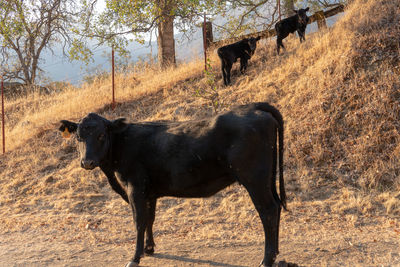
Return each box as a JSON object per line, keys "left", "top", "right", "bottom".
{"left": 144, "top": 198, "right": 157, "bottom": 255}
{"left": 126, "top": 185, "right": 148, "bottom": 267}
{"left": 225, "top": 62, "right": 233, "bottom": 85}
{"left": 240, "top": 57, "right": 248, "bottom": 74}
{"left": 297, "top": 30, "right": 305, "bottom": 43}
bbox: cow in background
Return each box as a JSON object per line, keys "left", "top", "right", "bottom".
{"left": 58, "top": 102, "right": 286, "bottom": 267}
{"left": 217, "top": 36, "right": 261, "bottom": 86}
{"left": 275, "top": 8, "right": 310, "bottom": 55}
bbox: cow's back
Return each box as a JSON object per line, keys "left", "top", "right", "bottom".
{"left": 276, "top": 16, "right": 299, "bottom": 34}
{"left": 217, "top": 41, "right": 249, "bottom": 62}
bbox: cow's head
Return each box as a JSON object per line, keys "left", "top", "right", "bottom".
{"left": 294, "top": 7, "right": 309, "bottom": 25}
{"left": 246, "top": 36, "right": 261, "bottom": 55}
{"left": 59, "top": 113, "right": 127, "bottom": 170}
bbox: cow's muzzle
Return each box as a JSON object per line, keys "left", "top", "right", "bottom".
{"left": 81, "top": 159, "right": 97, "bottom": 170}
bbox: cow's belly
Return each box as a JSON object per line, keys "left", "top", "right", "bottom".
{"left": 166, "top": 175, "right": 236, "bottom": 198}
{"left": 153, "top": 162, "right": 236, "bottom": 198}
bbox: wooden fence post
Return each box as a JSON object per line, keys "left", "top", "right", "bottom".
{"left": 202, "top": 15, "right": 213, "bottom": 71}
{"left": 278, "top": 0, "right": 281, "bottom": 21}
{"left": 202, "top": 14, "right": 208, "bottom": 71}
{"left": 316, "top": 10, "right": 327, "bottom": 30}
{"left": 1, "top": 75, "right": 5, "bottom": 154}
{"left": 203, "top": 21, "right": 213, "bottom": 48}
{"left": 111, "top": 47, "right": 115, "bottom": 110}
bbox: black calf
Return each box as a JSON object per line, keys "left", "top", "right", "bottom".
{"left": 58, "top": 102, "right": 286, "bottom": 267}
{"left": 217, "top": 36, "right": 261, "bottom": 86}
{"left": 275, "top": 7, "right": 310, "bottom": 55}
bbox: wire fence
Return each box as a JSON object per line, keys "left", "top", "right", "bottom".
{"left": 41, "top": 45, "right": 153, "bottom": 86}
{"left": 0, "top": 44, "right": 156, "bottom": 154}
{"left": 1, "top": 4, "right": 346, "bottom": 154}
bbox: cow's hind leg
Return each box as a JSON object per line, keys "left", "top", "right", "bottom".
{"left": 225, "top": 62, "right": 233, "bottom": 85}
{"left": 244, "top": 180, "right": 281, "bottom": 267}
{"left": 276, "top": 36, "right": 285, "bottom": 55}
{"left": 220, "top": 59, "right": 228, "bottom": 86}
{"left": 232, "top": 163, "right": 280, "bottom": 267}
{"left": 144, "top": 198, "right": 157, "bottom": 255}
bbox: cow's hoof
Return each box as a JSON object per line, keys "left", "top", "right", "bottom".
{"left": 259, "top": 258, "right": 276, "bottom": 267}
{"left": 144, "top": 245, "right": 155, "bottom": 255}
{"left": 270, "top": 261, "right": 299, "bottom": 267}
{"left": 125, "top": 261, "right": 139, "bottom": 267}
{"left": 259, "top": 260, "right": 270, "bottom": 267}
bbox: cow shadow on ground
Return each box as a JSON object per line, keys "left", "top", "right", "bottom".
{"left": 152, "top": 253, "right": 247, "bottom": 267}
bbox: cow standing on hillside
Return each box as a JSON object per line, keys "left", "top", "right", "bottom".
{"left": 217, "top": 36, "right": 261, "bottom": 86}
{"left": 58, "top": 102, "right": 286, "bottom": 267}
{"left": 275, "top": 8, "right": 310, "bottom": 55}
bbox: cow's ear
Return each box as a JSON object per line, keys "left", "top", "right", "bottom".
{"left": 256, "top": 36, "right": 261, "bottom": 41}
{"left": 59, "top": 120, "right": 78, "bottom": 138}
{"left": 305, "top": 7, "right": 309, "bottom": 11}
{"left": 110, "top": 118, "right": 128, "bottom": 133}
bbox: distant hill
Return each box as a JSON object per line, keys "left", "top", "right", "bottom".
{"left": 40, "top": 30, "right": 204, "bottom": 85}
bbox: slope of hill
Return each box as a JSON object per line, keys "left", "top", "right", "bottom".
{"left": 1, "top": 0, "right": 399, "bottom": 266}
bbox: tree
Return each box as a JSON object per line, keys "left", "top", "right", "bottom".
{"left": 81, "top": 0, "right": 224, "bottom": 68}
{"left": 281, "top": 0, "right": 345, "bottom": 18}
{"left": 211, "top": 0, "right": 344, "bottom": 39}
{"left": 212, "top": 0, "right": 281, "bottom": 39}
{"left": 156, "top": 0, "right": 176, "bottom": 67}
{"left": 308, "top": 0, "right": 345, "bottom": 9}
{"left": 282, "top": 0, "right": 295, "bottom": 17}
{"left": 0, "top": 0, "right": 84, "bottom": 85}
{"left": 85, "top": 0, "right": 346, "bottom": 69}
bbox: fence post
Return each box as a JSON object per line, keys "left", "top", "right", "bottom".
{"left": 278, "top": 0, "right": 281, "bottom": 21}
{"left": 111, "top": 47, "right": 115, "bottom": 110}
{"left": 1, "top": 75, "right": 5, "bottom": 154}
{"left": 316, "top": 11, "right": 327, "bottom": 30}
{"left": 204, "top": 22, "right": 213, "bottom": 48}
{"left": 202, "top": 14, "right": 208, "bottom": 71}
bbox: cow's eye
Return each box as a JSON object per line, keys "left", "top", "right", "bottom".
{"left": 98, "top": 134, "right": 105, "bottom": 141}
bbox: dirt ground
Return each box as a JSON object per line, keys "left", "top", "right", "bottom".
{"left": 1, "top": 183, "right": 399, "bottom": 267}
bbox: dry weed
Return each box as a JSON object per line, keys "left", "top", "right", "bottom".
{"left": 1, "top": 0, "right": 399, "bottom": 244}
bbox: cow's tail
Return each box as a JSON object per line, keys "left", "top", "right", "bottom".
{"left": 217, "top": 47, "right": 223, "bottom": 59}
{"left": 217, "top": 47, "right": 227, "bottom": 64}
{"left": 255, "top": 102, "right": 287, "bottom": 210}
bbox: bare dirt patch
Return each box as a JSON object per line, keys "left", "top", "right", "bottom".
{"left": 0, "top": 181, "right": 399, "bottom": 266}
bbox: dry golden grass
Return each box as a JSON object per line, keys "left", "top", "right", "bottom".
{"left": 1, "top": 0, "right": 400, "bottom": 265}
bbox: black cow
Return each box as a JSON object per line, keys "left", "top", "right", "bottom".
{"left": 275, "top": 7, "right": 310, "bottom": 55}
{"left": 217, "top": 36, "right": 261, "bottom": 86}
{"left": 58, "top": 102, "right": 286, "bottom": 267}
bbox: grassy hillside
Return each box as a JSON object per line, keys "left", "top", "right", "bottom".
{"left": 0, "top": 0, "right": 399, "bottom": 265}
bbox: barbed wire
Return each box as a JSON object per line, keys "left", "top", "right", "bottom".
{"left": 40, "top": 46, "right": 111, "bottom": 69}
{"left": 40, "top": 44, "right": 153, "bottom": 71}
{"left": 54, "top": 47, "right": 156, "bottom": 85}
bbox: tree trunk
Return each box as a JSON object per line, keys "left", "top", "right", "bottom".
{"left": 157, "top": 13, "right": 176, "bottom": 68}
{"left": 282, "top": 0, "right": 296, "bottom": 17}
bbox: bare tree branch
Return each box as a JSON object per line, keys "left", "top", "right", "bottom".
{"left": 0, "top": 0, "right": 84, "bottom": 84}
